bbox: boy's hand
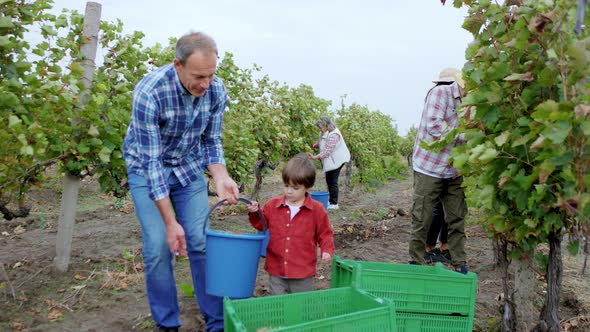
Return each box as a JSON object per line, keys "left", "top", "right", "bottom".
{"left": 246, "top": 201, "right": 260, "bottom": 213}
{"left": 321, "top": 252, "right": 332, "bottom": 263}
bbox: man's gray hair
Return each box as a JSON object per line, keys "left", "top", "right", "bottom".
{"left": 175, "top": 32, "right": 218, "bottom": 65}
{"left": 316, "top": 116, "right": 336, "bottom": 131}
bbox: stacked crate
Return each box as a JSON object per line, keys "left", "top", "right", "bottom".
{"left": 331, "top": 256, "right": 478, "bottom": 331}
{"left": 223, "top": 257, "right": 477, "bottom": 331}
{"left": 224, "top": 287, "right": 397, "bottom": 331}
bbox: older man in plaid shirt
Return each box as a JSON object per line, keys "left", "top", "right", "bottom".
{"left": 409, "top": 68, "right": 468, "bottom": 274}
{"left": 123, "top": 32, "right": 239, "bottom": 332}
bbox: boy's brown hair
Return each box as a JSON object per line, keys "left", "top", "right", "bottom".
{"left": 282, "top": 153, "right": 316, "bottom": 189}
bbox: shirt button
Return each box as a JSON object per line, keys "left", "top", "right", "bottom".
{"left": 285, "top": 249, "right": 289, "bottom": 253}
{"left": 287, "top": 237, "right": 290, "bottom": 241}
{"left": 287, "top": 224, "right": 290, "bottom": 227}
{"left": 284, "top": 261, "right": 288, "bottom": 265}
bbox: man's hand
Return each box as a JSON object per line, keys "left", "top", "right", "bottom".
{"left": 321, "top": 252, "right": 332, "bottom": 263}
{"left": 208, "top": 164, "right": 240, "bottom": 204}
{"left": 155, "top": 197, "right": 187, "bottom": 257}
{"left": 166, "top": 221, "right": 187, "bottom": 258}
{"left": 215, "top": 176, "right": 239, "bottom": 205}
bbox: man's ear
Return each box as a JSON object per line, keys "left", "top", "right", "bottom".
{"left": 173, "top": 58, "right": 182, "bottom": 70}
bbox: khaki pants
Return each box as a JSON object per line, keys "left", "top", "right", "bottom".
{"left": 409, "top": 171, "right": 467, "bottom": 266}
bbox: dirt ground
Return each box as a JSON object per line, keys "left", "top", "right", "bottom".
{"left": 0, "top": 170, "right": 589, "bottom": 332}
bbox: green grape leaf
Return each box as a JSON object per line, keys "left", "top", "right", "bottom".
{"left": 0, "top": 16, "right": 15, "bottom": 29}
{"left": 504, "top": 72, "right": 534, "bottom": 81}
{"left": 566, "top": 240, "right": 580, "bottom": 256}
{"left": 478, "top": 148, "right": 498, "bottom": 163}
{"left": 495, "top": 131, "right": 511, "bottom": 146}
{"left": 98, "top": 147, "right": 112, "bottom": 163}
{"left": 177, "top": 283, "right": 195, "bottom": 297}
{"left": 8, "top": 115, "right": 22, "bottom": 128}
{"left": 88, "top": 125, "right": 100, "bottom": 137}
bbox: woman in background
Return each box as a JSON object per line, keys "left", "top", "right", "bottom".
{"left": 309, "top": 116, "right": 351, "bottom": 210}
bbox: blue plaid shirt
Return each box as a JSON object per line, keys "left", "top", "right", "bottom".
{"left": 123, "top": 64, "right": 229, "bottom": 201}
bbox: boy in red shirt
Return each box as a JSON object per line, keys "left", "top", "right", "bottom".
{"left": 247, "top": 155, "right": 335, "bottom": 295}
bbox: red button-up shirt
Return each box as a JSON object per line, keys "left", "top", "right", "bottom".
{"left": 249, "top": 194, "right": 335, "bottom": 279}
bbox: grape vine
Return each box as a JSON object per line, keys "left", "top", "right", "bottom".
{"left": 0, "top": 0, "right": 405, "bottom": 220}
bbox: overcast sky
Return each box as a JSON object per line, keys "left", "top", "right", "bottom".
{"left": 49, "top": 0, "right": 472, "bottom": 135}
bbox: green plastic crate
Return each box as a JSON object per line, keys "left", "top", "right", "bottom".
{"left": 396, "top": 311, "right": 472, "bottom": 332}
{"left": 224, "top": 287, "right": 397, "bottom": 332}
{"left": 331, "top": 256, "right": 477, "bottom": 327}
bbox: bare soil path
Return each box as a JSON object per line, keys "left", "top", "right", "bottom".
{"left": 0, "top": 172, "right": 588, "bottom": 331}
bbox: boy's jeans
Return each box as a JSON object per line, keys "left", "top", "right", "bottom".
{"left": 128, "top": 170, "right": 223, "bottom": 331}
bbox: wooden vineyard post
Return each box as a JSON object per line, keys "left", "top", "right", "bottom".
{"left": 54, "top": 2, "right": 101, "bottom": 272}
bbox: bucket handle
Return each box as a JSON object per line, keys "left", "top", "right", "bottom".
{"left": 204, "top": 197, "right": 267, "bottom": 235}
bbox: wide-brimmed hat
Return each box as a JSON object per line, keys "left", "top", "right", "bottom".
{"left": 433, "top": 67, "right": 465, "bottom": 88}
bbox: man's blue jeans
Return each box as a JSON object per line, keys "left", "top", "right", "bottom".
{"left": 128, "top": 170, "right": 223, "bottom": 331}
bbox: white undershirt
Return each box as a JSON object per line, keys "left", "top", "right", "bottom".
{"left": 286, "top": 202, "right": 301, "bottom": 221}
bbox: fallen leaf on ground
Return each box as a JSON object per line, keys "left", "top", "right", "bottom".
{"left": 48, "top": 309, "right": 63, "bottom": 321}
{"left": 10, "top": 321, "right": 25, "bottom": 330}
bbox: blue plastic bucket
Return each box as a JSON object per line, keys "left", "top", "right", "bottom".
{"left": 206, "top": 230, "right": 265, "bottom": 298}
{"left": 259, "top": 229, "right": 270, "bottom": 257}
{"left": 205, "top": 198, "right": 267, "bottom": 299}
{"left": 310, "top": 191, "right": 329, "bottom": 209}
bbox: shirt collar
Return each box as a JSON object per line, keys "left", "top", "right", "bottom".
{"left": 450, "top": 81, "right": 462, "bottom": 100}
{"left": 171, "top": 65, "right": 188, "bottom": 95}
{"left": 302, "top": 193, "right": 315, "bottom": 209}
{"left": 275, "top": 193, "right": 315, "bottom": 210}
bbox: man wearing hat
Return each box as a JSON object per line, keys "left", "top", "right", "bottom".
{"left": 409, "top": 67, "right": 468, "bottom": 273}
